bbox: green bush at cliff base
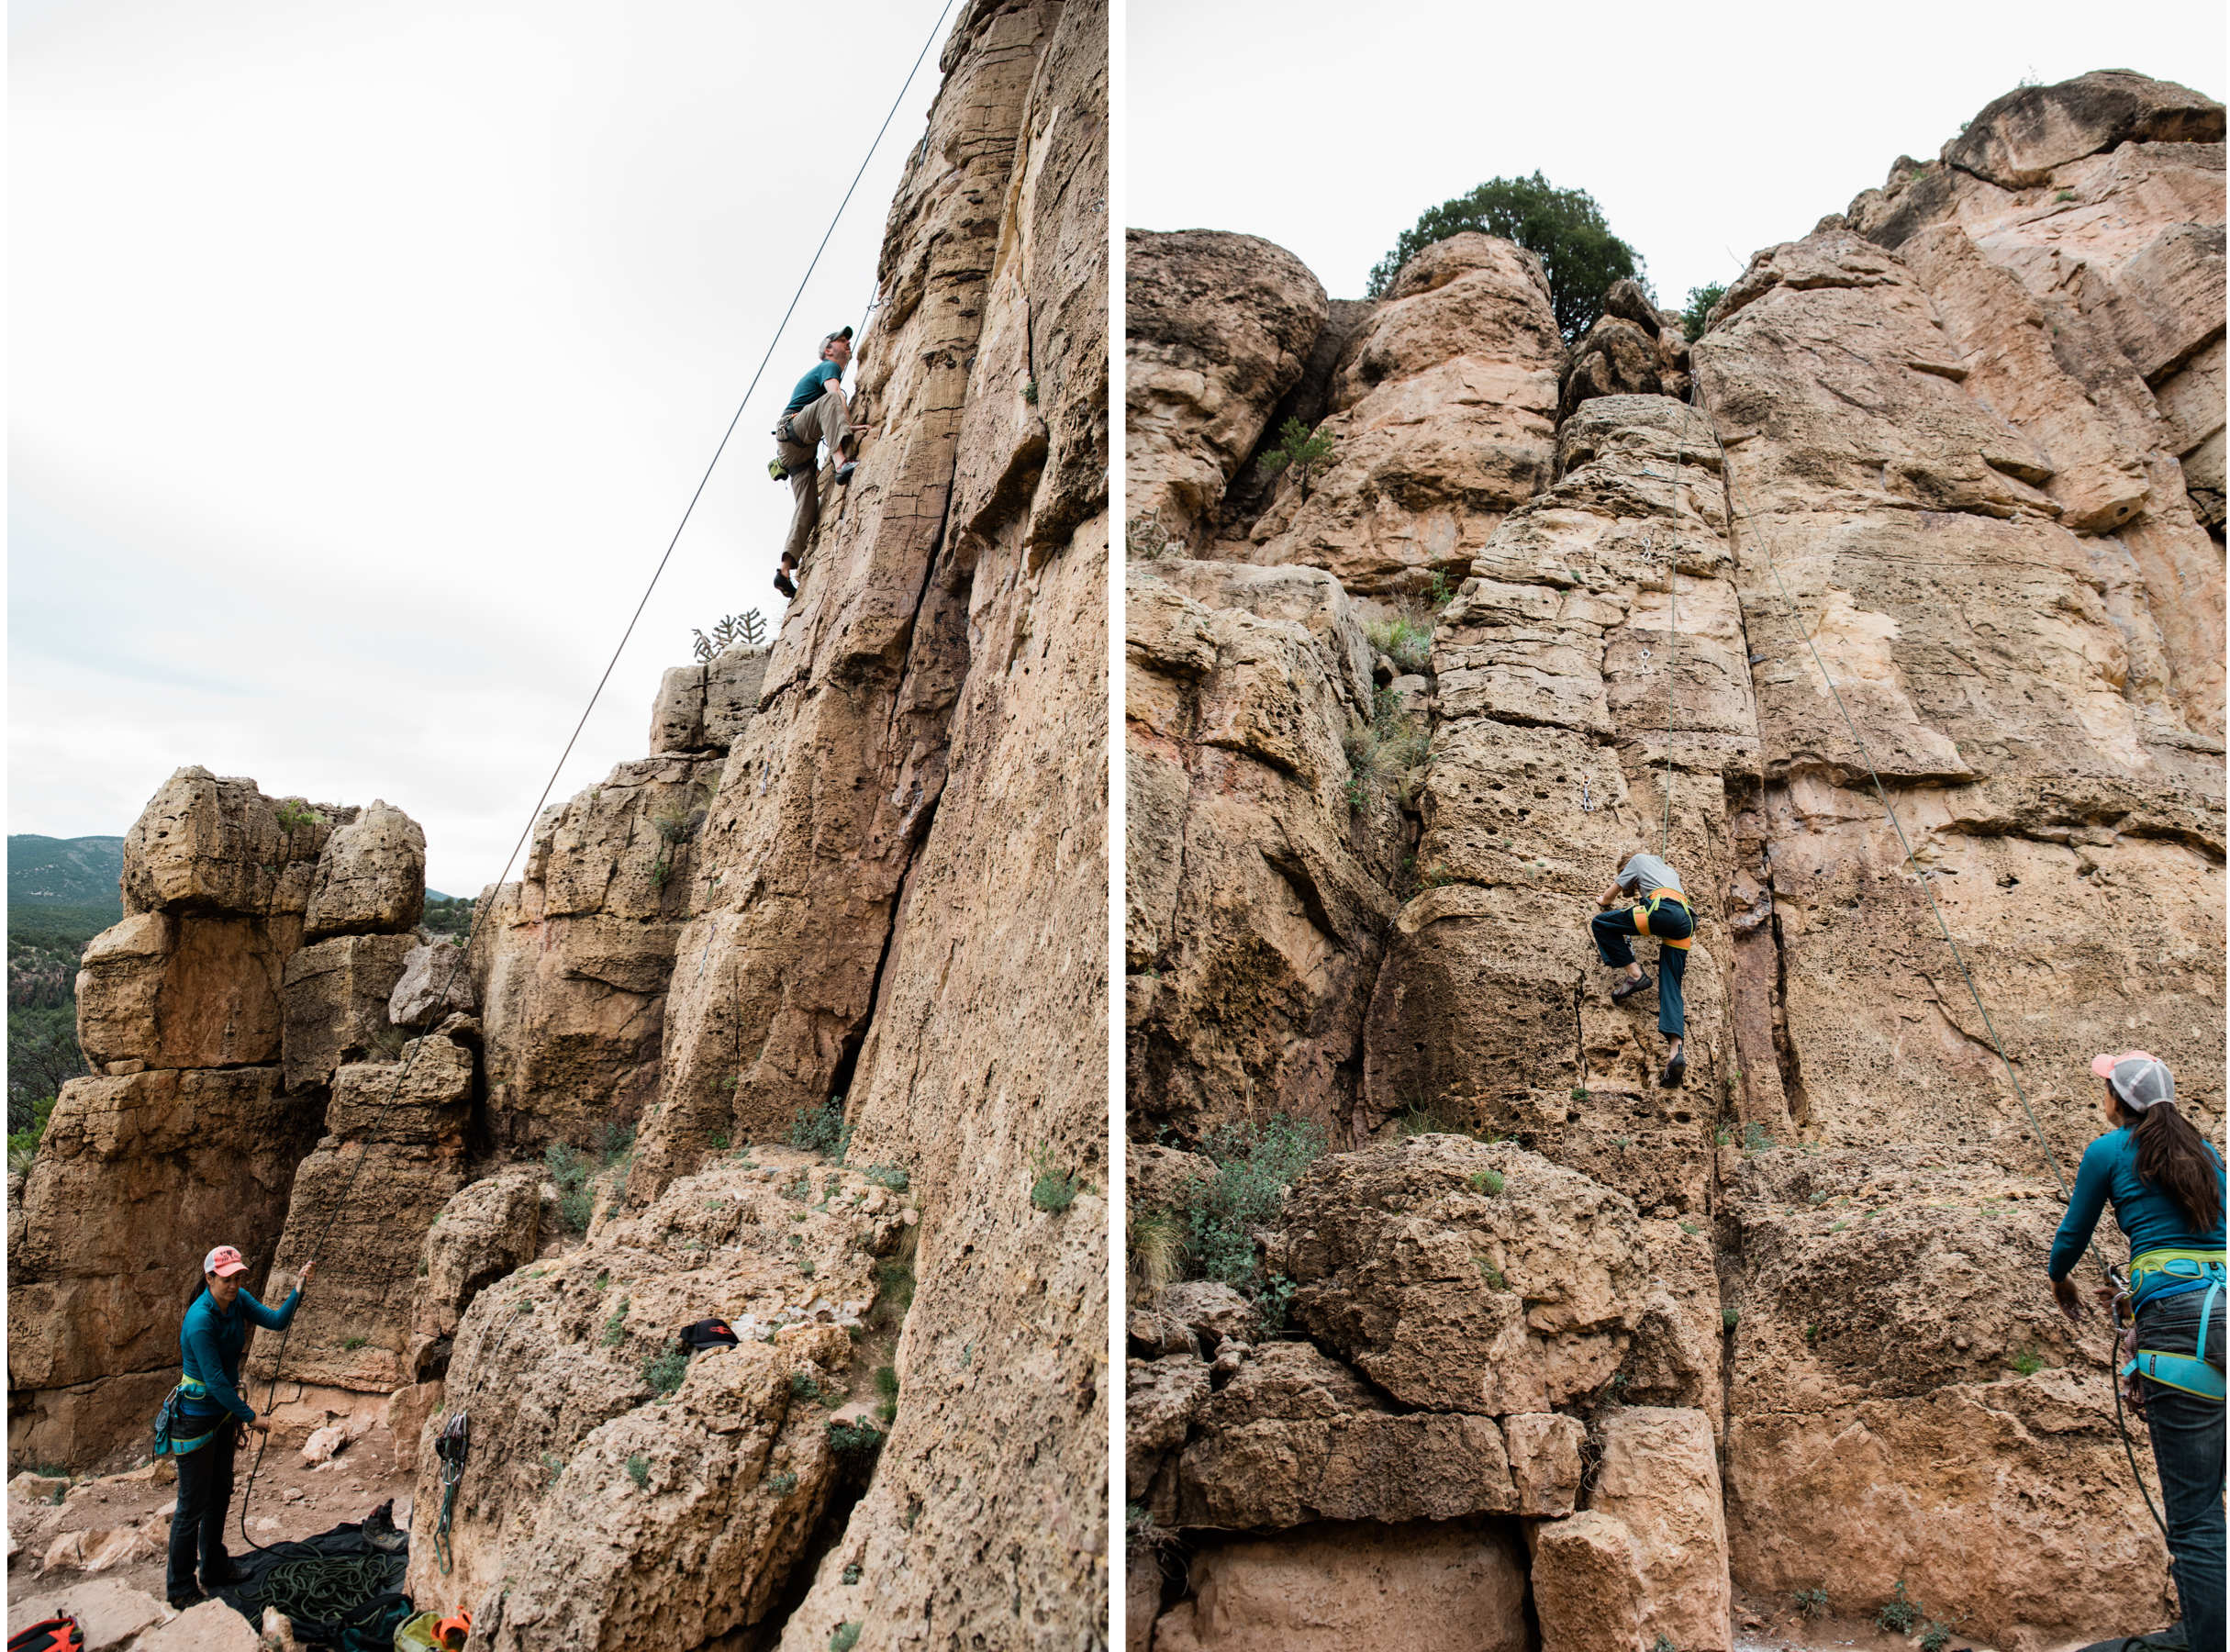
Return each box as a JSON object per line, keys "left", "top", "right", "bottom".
{"left": 1366, "top": 172, "right": 1644, "bottom": 340}
{"left": 1179, "top": 1114, "right": 1328, "bottom": 1291}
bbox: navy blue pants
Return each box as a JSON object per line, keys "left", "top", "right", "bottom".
{"left": 165, "top": 1416, "right": 238, "bottom": 1599}
{"left": 2137, "top": 1288, "right": 2224, "bottom": 1650}
{"left": 1592, "top": 904, "right": 1689, "bottom": 1039}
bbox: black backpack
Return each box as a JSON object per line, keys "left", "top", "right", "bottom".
{"left": 10, "top": 1620, "right": 84, "bottom": 1652}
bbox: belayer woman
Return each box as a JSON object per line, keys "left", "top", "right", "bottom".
{"left": 161, "top": 1245, "right": 314, "bottom": 1611}
{"left": 2047, "top": 1052, "right": 2224, "bottom": 1651}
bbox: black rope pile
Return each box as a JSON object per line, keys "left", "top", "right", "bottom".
{"left": 253, "top": 1549, "right": 407, "bottom": 1624}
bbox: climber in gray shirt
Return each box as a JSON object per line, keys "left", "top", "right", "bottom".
{"left": 1592, "top": 846, "right": 1693, "bottom": 1088}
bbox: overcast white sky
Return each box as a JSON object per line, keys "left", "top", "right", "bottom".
{"left": 11, "top": 0, "right": 958, "bottom": 896}
{"left": 1128, "top": 1, "right": 2224, "bottom": 308}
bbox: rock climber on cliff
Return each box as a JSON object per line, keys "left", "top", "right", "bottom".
{"left": 770, "top": 325, "right": 861, "bottom": 600}
{"left": 2046, "top": 1052, "right": 2224, "bottom": 1652}
{"left": 161, "top": 1245, "right": 313, "bottom": 1611}
{"left": 1591, "top": 844, "right": 1692, "bottom": 1088}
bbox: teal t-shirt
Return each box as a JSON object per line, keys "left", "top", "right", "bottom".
{"left": 785, "top": 360, "right": 842, "bottom": 415}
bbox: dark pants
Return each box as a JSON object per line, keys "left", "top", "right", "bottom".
{"left": 2136, "top": 1289, "right": 2224, "bottom": 1650}
{"left": 165, "top": 1416, "right": 239, "bottom": 1599}
{"left": 1592, "top": 904, "right": 1690, "bottom": 1039}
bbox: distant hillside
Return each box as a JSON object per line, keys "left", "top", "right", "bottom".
{"left": 8, "top": 836, "right": 125, "bottom": 1006}
{"left": 10, "top": 835, "right": 125, "bottom": 912}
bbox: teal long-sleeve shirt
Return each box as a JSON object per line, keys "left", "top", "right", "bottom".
{"left": 178, "top": 1286, "right": 301, "bottom": 1423}
{"left": 2047, "top": 1126, "right": 2224, "bottom": 1290}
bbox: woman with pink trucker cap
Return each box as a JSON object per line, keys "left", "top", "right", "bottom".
{"left": 162, "top": 1244, "right": 313, "bottom": 1611}
{"left": 2047, "top": 1051, "right": 2224, "bottom": 1652}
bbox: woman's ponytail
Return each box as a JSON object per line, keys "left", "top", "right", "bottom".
{"left": 2133, "top": 1100, "right": 2224, "bottom": 1234}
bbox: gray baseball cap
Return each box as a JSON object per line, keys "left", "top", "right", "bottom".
{"left": 2092, "top": 1050, "right": 2174, "bottom": 1111}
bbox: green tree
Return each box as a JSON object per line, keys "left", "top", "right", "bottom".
{"left": 1680, "top": 282, "right": 1727, "bottom": 343}
{"left": 1366, "top": 173, "right": 1642, "bottom": 340}
{"left": 1256, "top": 417, "right": 1338, "bottom": 500}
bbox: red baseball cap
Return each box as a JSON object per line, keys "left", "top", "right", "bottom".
{"left": 204, "top": 1245, "right": 249, "bottom": 1278}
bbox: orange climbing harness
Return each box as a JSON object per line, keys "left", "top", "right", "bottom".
{"left": 1631, "top": 888, "right": 1691, "bottom": 949}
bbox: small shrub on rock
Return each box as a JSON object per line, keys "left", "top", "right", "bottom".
{"left": 864, "top": 1165, "right": 909, "bottom": 1191}
{"left": 790, "top": 1099, "right": 853, "bottom": 1163}
{"left": 766, "top": 1470, "right": 798, "bottom": 1497}
{"left": 830, "top": 1625, "right": 861, "bottom": 1652}
{"left": 827, "top": 1419, "right": 885, "bottom": 1459}
{"left": 1877, "top": 1579, "right": 1923, "bottom": 1635}
{"left": 1181, "top": 1114, "right": 1327, "bottom": 1290}
{"left": 1030, "top": 1144, "right": 1082, "bottom": 1212}
{"left": 625, "top": 1454, "right": 650, "bottom": 1490}
{"left": 641, "top": 1341, "right": 689, "bottom": 1397}
{"left": 1466, "top": 1168, "right": 1505, "bottom": 1196}
{"left": 600, "top": 1297, "right": 631, "bottom": 1347}
{"left": 790, "top": 1370, "right": 823, "bottom": 1404}
{"left": 1793, "top": 1587, "right": 1829, "bottom": 1620}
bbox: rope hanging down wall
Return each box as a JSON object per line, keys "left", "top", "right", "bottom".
{"left": 234, "top": 0, "right": 958, "bottom": 1549}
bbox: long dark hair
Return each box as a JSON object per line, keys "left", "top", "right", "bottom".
{"left": 2115, "top": 1093, "right": 2224, "bottom": 1234}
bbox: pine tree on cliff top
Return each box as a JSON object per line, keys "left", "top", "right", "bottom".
{"left": 1366, "top": 172, "right": 1643, "bottom": 340}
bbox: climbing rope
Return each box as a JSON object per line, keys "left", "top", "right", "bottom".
{"left": 252, "top": 1550, "right": 407, "bottom": 1626}
{"left": 232, "top": 0, "right": 959, "bottom": 1552}
{"left": 1683, "top": 374, "right": 2172, "bottom": 1543}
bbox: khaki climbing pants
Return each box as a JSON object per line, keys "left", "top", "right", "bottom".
{"left": 775, "top": 386, "right": 854, "bottom": 568}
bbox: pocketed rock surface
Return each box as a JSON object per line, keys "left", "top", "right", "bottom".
{"left": 401, "top": 1148, "right": 909, "bottom": 1648}
{"left": 1127, "top": 64, "right": 2219, "bottom": 1652}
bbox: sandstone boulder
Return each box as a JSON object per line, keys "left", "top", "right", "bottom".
{"left": 1128, "top": 1353, "right": 1210, "bottom": 1503}
{"left": 649, "top": 651, "right": 771, "bottom": 754}
{"left": 1156, "top": 1280, "right": 1258, "bottom": 1351}
{"left": 1126, "top": 229, "right": 1329, "bottom": 547}
{"left": 1719, "top": 1145, "right": 2169, "bottom": 1644}
{"left": 119, "top": 767, "right": 331, "bottom": 918}
{"left": 385, "top": 941, "right": 475, "bottom": 1028}
{"left": 1938, "top": 70, "right": 2223, "bottom": 190}
{"left": 402, "top": 1149, "right": 904, "bottom": 1646}
{"left": 1502, "top": 1411, "right": 1586, "bottom": 1516}
{"left": 1153, "top": 1520, "right": 1528, "bottom": 1652}
{"left": 1591, "top": 1406, "right": 1731, "bottom": 1652}
{"left": 472, "top": 753, "right": 723, "bottom": 1155}
{"left": 5, "top": 1579, "right": 173, "bottom": 1648}
{"left": 413, "top": 1166, "right": 541, "bottom": 1346}
{"left": 1177, "top": 1340, "right": 1518, "bottom": 1528}
{"left": 1532, "top": 1511, "right": 1648, "bottom": 1652}
{"left": 77, "top": 911, "right": 295, "bottom": 1072}
{"left": 302, "top": 800, "right": 425, "bottom": 941}
{"left": 280, "top": 933, "right": 416, "bottom": 1093}
{"left": 1267, "top": 1136, "right": 1648, "bottom": 1412}
{"left": 1127, "top": 1143, "right": 1215, "bottom": 1214}
{"left": 1250, "top": 233, "right": 1562, "bottom": 595}
{"left": 250, "top": 1039, "right": 474, "bottom": 1390}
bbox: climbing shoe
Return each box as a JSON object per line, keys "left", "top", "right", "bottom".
{"left": 1611, "top": 973, "right": 1652, "bottom": 1004}
{"left": 835, "top": 461, "right": 858, "bottom": 486}
{"left": 1659, "top": 1050, "right": 1688, "bottom": 1088}
{"left": 774, "top": 570, "right": 797, "bottom": 599}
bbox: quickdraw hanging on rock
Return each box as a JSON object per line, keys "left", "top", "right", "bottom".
{"left": 432, "top": 1410, "right": 470, "bottom": 1576}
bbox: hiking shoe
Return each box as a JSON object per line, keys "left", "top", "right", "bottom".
{"left": 834, "top": 461, "right": 858, "bottom": 486}
{"left": 1659, "top": 1050, "right": 1688, "bottom": 1088}
{"left": 1611, "top": 973, "right": 1652, "bottom": 1003}
{"left": 774, "top": 570, "right": 797, "bottom": 599}
{"left": 169, "top": 1588, "right": 209, "bottom": 1610}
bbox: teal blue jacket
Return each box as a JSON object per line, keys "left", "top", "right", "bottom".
{"left": 2049, "top": 1127, "right": 2224, "bottom": 1301}
{"left": 179, "top": 1286, "right": 301, "bottom": 1423}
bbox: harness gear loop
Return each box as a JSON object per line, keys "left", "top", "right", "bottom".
{"left": 432, "top": 1410, "right": 470, "bottom": 1576}
{"left": 1631, "top": 888, "right": 1691, "bottom": 949}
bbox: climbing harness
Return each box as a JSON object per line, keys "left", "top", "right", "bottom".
{"left": 1687, "top": 375, "right": 2185, "bottom": 1540}
{"left": 152, "top": 1373, "right": 216, "bottom": 1457}
{"left": 431, "top": 1411, "right": 470, "bottom": 1576}
{"left": 1631, "top": 888, "right": 1692, "bottom": 949}
{"left": 2119, "top": 1251, "right": 2226, "bottom": 1402}
{"left": 229, "top": 0, "right": 960, "bottom": 1554}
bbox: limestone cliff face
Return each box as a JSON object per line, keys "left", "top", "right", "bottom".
{"left": 1129, "top": 68, "right": 2222, "bottom": 1652}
